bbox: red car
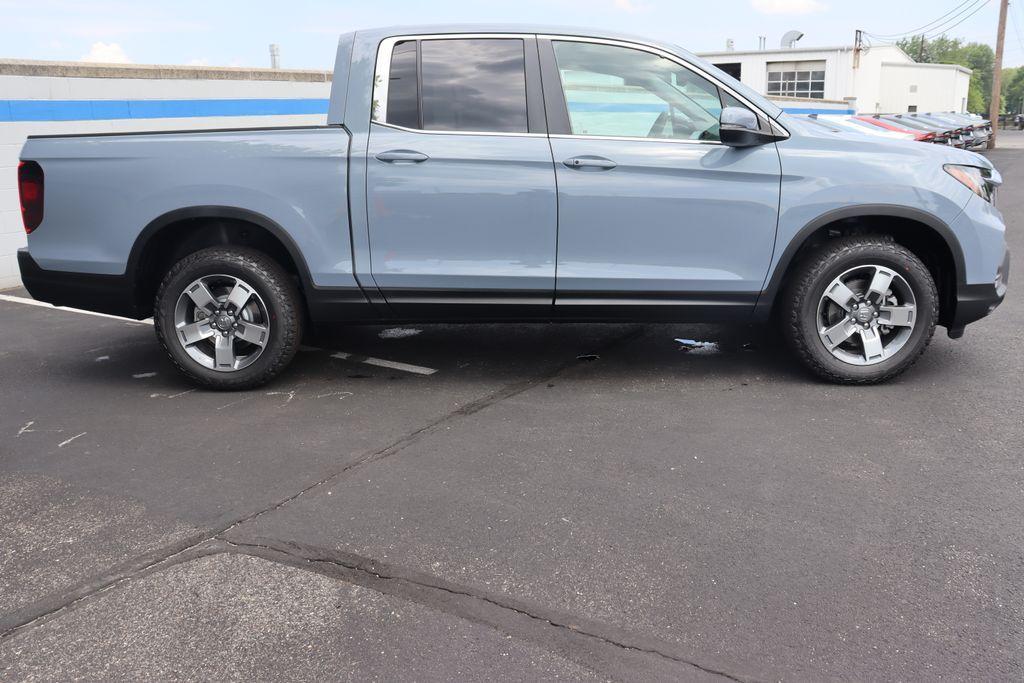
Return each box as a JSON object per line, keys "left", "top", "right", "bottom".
{"left": 854, "top": 116, "right": 939, "bottom": 143}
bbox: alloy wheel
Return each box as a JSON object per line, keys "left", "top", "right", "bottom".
{"left": 816, "top": 264, "right": 917, "bottom": 366}
{"left": 172, "top": 274, "right": 270, "bottom": 372}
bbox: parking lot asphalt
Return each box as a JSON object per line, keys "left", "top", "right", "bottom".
{"left": 1, "top": 148, "right": 1022, "bottom": 681}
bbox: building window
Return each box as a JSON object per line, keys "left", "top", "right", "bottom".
{"left": 766, "top": 61, "right": 825, "bottom": 99}
{"left": 909, "top": 84, "right": 918, "bottom": 93}
{"left": 908, "top": 105, "right": 918, "bottom": 113}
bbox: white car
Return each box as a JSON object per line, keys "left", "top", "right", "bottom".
{"left": 810, "top": 115, "right": 916, "bottom": 140}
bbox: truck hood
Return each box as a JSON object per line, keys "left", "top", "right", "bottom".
{"left": 778, "top": 112, "right": 995, "bottom": 170}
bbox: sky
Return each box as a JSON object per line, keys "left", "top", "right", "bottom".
{"left": 1, "top": 0, "right": 1021, "bottom": 70}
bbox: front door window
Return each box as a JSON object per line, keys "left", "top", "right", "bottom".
{"left": 552, "top": 40, "right": 747, "bottom": 142}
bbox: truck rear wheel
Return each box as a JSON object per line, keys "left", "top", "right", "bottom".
{"left": 154, "top": 247, "right": 303, "bottom": 390}
{"left": 782, "top": 236, "right": 938, "bottom": 384}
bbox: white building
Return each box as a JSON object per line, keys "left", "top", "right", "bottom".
{"left": 698, "top": 44, "right": 971, "bottom": 115}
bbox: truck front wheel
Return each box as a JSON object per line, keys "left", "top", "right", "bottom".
{"left": 782, "top": 236, "right": 938, "bottom": 384}
{"left": 154, "top": 247, "right": 303, "bottom": 389}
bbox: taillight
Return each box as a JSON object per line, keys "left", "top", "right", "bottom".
{"left": 18, "top": 161, "right": 44, "bottom": 234}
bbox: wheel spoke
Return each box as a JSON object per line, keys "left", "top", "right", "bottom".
{"left": 226, "top": 279, "right": 254, "bottom": 313}
{"left": 867, "top": 267, "right": 895, "bottom": 302}
{"left": 824, "top": 279, "right": 857, "bottom": 310}
{"left": 177, "top": 320, "right": 215, "bottom": 346}
{"left": 185, "top": 281, "right": 218, "bottom": 313}
{"left": 234, "top": 321, "right": 268, "bottom": 346}
{"left": 879, "top": 304, "right": 916, "bottom": 327}
{"left": 859, "top": 327, "right": 885, "bottom": 362}
{"left": 214, "top": 334, "right": 236, "bottom": 369}
{"left": 820, "top": 319, "right": 858, "bottom": 350}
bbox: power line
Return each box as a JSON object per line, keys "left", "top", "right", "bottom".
{"left": 1013, "top": 0, "right": 1024, "bottom": 53}
{"left": 865, "top": 0, "right": 978, "bottom": 38}
{"left": 923, "top": 0, "right": 992, "bottom": 37}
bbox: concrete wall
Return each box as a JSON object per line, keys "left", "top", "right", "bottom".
{"left": 0, "top": 60, "right": 331, "bottom": 289}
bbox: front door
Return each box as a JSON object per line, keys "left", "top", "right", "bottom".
{"left": 541, "top": 38, "right": 782, "bottom": 318}
{"left": 366, "top": 36, "right": 556, "bottom": 317}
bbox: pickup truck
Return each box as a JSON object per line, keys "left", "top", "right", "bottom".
{"left": 16, "top": 25, "right": 1009, "bottom": 388}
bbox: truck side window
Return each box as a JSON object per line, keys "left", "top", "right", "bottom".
{"left": 382, "top": 38, "right": 529, "bottom": 134}
{"left": 420, "top": 39, "right": 529, "bottom": 133}
{"left": 387, "top": 41, "right": 419, "bottom": 129}
{"left": 552, "top": 40, "right": 747, "bottom": 142}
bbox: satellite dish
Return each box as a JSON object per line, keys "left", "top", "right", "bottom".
{"left": 781, "top": 30, "right": 804, "bottom": 49}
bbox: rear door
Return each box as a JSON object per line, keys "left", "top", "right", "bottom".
{"left": 540, "top": 37, "right": 782, "bottom": 319}
{"left": 366, "top": 35, "right": 557, "bottom": 317}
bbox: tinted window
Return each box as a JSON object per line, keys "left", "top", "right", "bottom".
{"left": 552, "top": 41, "right": 739, "bottom": 141}
{"left": 386, "top": 41, "right": 419, "bottom": 129}
{"left": 420, "top": 39, "right": 528, "bottom": 133}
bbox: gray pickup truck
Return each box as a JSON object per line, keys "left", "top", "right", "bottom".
{"left": 17, "top": 25, "right": 1009, "bottom": 388}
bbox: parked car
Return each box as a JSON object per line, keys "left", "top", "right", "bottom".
{"left": 881, "top": 114, "right": 963, "bottom": 147}
{"left": 908, "top": 113, "right": 984, "bottom": 148}
{"left": 810, "top": 115, "right": 916, "bottom": 140}
{"left": 16, "top": 25, "right": 1009, "bottom": 387}
{"left": 923, "top": 112, "right": 990, "bottom": 147}
{"left": 854, "top": 116, "right": 938, "bottom": 142}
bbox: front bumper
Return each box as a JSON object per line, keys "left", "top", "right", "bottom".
{"left": 947, "top": 249, "right": 1010, "bottom": 337}
{"left": 17, "top": 249, "right": 143, "bottom": 319}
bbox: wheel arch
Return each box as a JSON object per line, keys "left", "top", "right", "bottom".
{"left": 757, "top": 205, "right": 965, "bottom": 327}
{"left": 128, "top": 206, "right": 314, "bottom": 317}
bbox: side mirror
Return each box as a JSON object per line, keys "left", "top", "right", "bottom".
{"left": 719, "top": 106, "right": 784, "bottom": 147}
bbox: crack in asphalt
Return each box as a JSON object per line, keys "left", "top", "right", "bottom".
{"left": 220, "top": 537, "right": 757, "bottom": 683}
{"left": 0, "top": 534, "right": 224, "bottom": 639}
{"left": 0, "top": 328, "right": 646, "bottom": 642}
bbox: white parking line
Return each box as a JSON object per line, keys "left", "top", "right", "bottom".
{"left": 331, "top": 351, "right": 437, "bottom": 376}
{"left": 0, "top": 293, "right": 152, "bottom": 325}
{"left": 57, "top": 432, "right": 87, "bottom": 448}
{"left": 1, "top": 292, "right": 438, "bottom": 376}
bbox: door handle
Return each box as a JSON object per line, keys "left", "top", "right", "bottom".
{"left": 563, "top": 155, "right": 617, "bottom": 170}
{"left": 376, "top": 149, "right": 429, "bottom": 163}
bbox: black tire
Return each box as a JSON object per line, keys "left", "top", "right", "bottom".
{"left": 154, "top": 247, "right": 303, "bottom": 390}
{"left": 781, "top": 236, "right": 938, "bottom": 384}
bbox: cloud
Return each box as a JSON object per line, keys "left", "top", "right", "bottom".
{"left": 751, "top": 0, "right": 825, "bottom": 14}
{"left": 79, "top": 41, "right": 132, "bottom": 63}
{"left": 613, "top": 0, "right": 649, "bottom": 11}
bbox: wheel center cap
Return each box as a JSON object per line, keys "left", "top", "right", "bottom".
{"left": 215, "top": 314, "right": 234, "bottom": 331}
{"left": 854, "top": 305, "right": 874, "bottom": 324}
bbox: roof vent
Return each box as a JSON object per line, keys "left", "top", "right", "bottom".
{"left": 781, "top": 30, "right": 804, "bottom": 49}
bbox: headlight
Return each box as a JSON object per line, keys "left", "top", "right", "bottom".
{"left": 944, "top": 164, "right": 994, "bottom": 202}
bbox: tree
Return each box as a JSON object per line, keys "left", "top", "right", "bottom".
{"left": 897, "top": 35, "right": 995, "bottom": 112}
{"left": 1002, "top": 66, "right": 1024, "bottom": 114}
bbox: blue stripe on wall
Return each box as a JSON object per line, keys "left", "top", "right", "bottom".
{"left": 0, "top": 98, "right": 854, "bottom": 122}
{"left": 0, "top": 98, "right": 330, "bottom": 122}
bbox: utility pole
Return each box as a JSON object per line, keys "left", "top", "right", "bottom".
{"left": 917, "top": 34, "right": 925, "bottom": 61}
{"left": 988, "top": 0, "right": 1009, "bottom": 149}
{"left": 853, "top": 29, "right": 862, "bottom": 69}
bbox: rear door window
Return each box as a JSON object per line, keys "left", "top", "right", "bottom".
{"left": 386, "top": 41, "right": 419, "bottom": 129}
{"left": 381, "top": 38, "right": 529, "bottom": 134}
